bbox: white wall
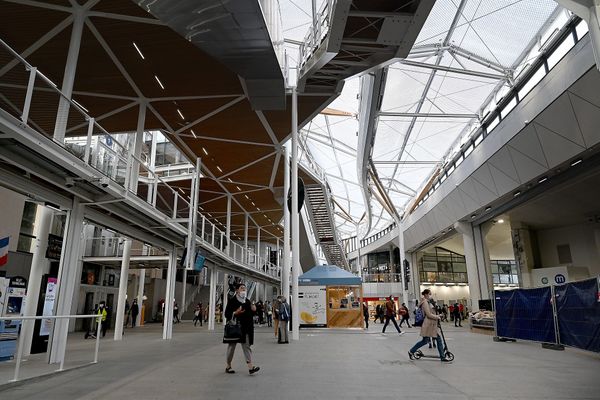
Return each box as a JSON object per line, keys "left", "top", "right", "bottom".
{"left": 536, "top": 224, "right": 600, "bottom": 276}
{"left": 420, "top": 284, "right": 470, "bottom": 305}
{"left": 0, "top": 186, "right": 26, "bottom": 252}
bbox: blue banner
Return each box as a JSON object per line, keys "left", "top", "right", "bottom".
{"left": 495, "top": 287, "right": 556, "bottom": 343}
{"left": 555, "top": 278, "right": 600, "bottom": 353}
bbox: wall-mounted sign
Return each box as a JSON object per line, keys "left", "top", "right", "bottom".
{"left": 40, "top": 278, "right": 57, "bottom": 336}
{"left": 46, "top": 234, "right": 63, "bottom": 260}
{"left": 9, "top": 276, "right": 27, "bottom": 289}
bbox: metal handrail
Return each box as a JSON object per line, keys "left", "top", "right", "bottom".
{"left": 0, "top": 314, "right": 101, "bottom": 382}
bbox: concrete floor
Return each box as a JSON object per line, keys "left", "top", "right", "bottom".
{"left": 0, "top": 321, "right": 599, "bottom": 399}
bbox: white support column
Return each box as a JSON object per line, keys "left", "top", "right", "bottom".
{"left": 114, "top": 239, "right": 132, "bottom": 341}
{"left": 556, "top": 0, "right": 600, "bottom": 71}
{"left": 136, "top": 269, "right": 145, "bottom": 326}
{"left": 455, "top": 221, "right": 482, "bottom": 311}
{"left": 225, "top": 194, "right": 232, "bottom": 256}
{"left": 147, "top": 131, "right": 158, "bottom": 204}
{"left": 276, "top": 240, "right": 280, "bottom": 277}
{"left": 257, "top": 226, "right": 261, "bottom": 268}
{"left": 53, "top": 8, "right": 85, "bottom": 143}
{"left": 22, "top": 206, "right": 53, "bottom": 356}
{"left": 130, "top": 103, "right": 146, "bottom": 193}
{"left": 473, "top": 224, "right": 493, "bottom": 301}
{"left": 222, "top": 273, "right": 229, "bottom": 325}
{"left": 396, "top": 222, "right": 409, "bottom": 304}
{"left": 244, "top": 213, "right": 249, "bottom": 264}
{"left": 282, "top": 145, "right": 291, "bottom": 301}
{"left": 208, "top": 267, "right": 217, "bottom": 330}
{"left": 50, "top": 198, "right": 84, "bottom": 364}
{"left": 163, "top": 247, "right": 176, "bottom": 340}
{"left": 181, "top": 268, "right": 187, "bottom": 318}
{"left": 291, "top": 86, "right": 300, "bottom": 341}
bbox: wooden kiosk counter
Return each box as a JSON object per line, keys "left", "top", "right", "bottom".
{"left": 298, "top": 265, "right": 364, "bottom": 329}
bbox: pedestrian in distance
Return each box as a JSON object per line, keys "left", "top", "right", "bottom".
{"left": 273, "top": 297, "right": 281, "bottom": 338}
{"left": 97, "top": 301, "right": 108, "bottom": 337}
{"left": 278, "top": 297, "right": 291, "bottom": 344}
{"left": 382, "top": 295, "right": 404, "bottom": 335}
{"left": 362, "top": 302, "right": 369, "bottom": 329}
{"left": 408, "top": 289, "right": 451, "bottom": 362}
{"left": 399, "top": 302, "right": 412, "bottom": 328}
{"left": 193, "top": 303, "right": 203, "bottom": 326}
{"left": 130, "top": 298, "right": 139, "bottom": 328}
{"left": 453, "top": 302, "right": 462, "bottom": 327}
{"left": 266, "top": 301, "right": 273, "bottom": 327}
{"left": 173, "top": 302, "right": 180, "bottom": 324}
{"left": 224, "top": 283, "right": 260, "bottom": 375}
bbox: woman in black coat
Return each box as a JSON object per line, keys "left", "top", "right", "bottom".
{"left": 224, "top": 283, "right": 260, "bottom": 374}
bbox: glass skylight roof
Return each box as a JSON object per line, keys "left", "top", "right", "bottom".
{"left": 280, "top": 0, "right": 564, "bottom": 239}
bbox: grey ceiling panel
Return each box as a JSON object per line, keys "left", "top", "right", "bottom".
{"left": 534, "top": 94, "right": 586, "bottom": 147}
{"left": 487, "top": 163, "right": 519, "bottom": 196}
{"left": 568, "top": 68, "right": 600, "bottom": 107}
{"left": 507, "top": 124, "right": 548, "bottom": 168}
{"left": 488, "top": 147, "right": 520, "bottom": 185}
{"left": 534, "top": 123, "right": 585, "bottom": 167}
{"left": 471, "top": 164, "right": 499, "bottom": 196}
{"left": 568, "top": 92, "right": 600, "bottom": 148}
{"left": 507, "top": 146, "right": 548, "bottom": 184}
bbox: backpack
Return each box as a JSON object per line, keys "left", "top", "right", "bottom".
{"left": 414, "top": 305, "right": 425, "bottom": 327}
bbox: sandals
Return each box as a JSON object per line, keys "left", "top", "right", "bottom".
{"left": 225, "top": 367, "right": 235, "bottom": 374}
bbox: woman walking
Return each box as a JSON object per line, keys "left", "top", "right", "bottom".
{"left": 224, "top": 283, "right": 260, "bottom": 374}
{"left": 408, "top": 289, "right": 451, "bottom": 362}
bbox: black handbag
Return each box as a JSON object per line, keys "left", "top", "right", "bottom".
{"left": 223, "top": 318, "right": 242, "bottom": 343}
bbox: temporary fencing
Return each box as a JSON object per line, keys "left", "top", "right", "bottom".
{"left": 494, "top": 277, "right": 600, "bottom": 353}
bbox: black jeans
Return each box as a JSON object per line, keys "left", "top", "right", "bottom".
{"left": 399, "top": 316, "right": 411, "bottom": 328}
{"left": 454, "top": 314, "right": 462, "bottom": 326}
{"left": 364, "top": 315, "right": 369, "bottom": 329}
{"left": 382, "top": 315, "right": 401, "bottom": 333}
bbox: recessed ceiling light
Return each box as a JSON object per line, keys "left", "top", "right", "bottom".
{"left": 470, "top": 214, "right": 476, "bottom": 219}
{"left": 190, "top": 129, "right": 197, "bottom": 138}
{"left": 177, "top": 109, "right": 185, "bottom": 120}
{"left": 538, "top": 176, "right": 548, "bottom": 183}
{"left": 216, "top": 166, "right": 223, "bottom": 172}
{"left": 154, "top": 75, "right": 165, "bottom": 90}
{"left": 485, "top": 206, "right": 492, "bottom": 212}
{"left": 227, "top": 178, "right": 233, "bottom": 183}
{"left": 497, "top": 219, "right": 505, "bottom": 223}
{"left": 202, "top": 147, "right": 208, "bottom": 155}
{"left": 244, "top": 195, "right": 249, "bottom": 199}
{"left": 251, "top": 202, "right": 255, "bottom": 206}
{"left": 133, "top": 42, "right": 145, "bottom": 59}
{"left": 571, "top": 159, "right": 582, "bottom": 166}
{"left": 236, "top": 186, "right": 241, "bottom": 191}
{"left": 513, "top": 191, "right": 521, "bottom": 197}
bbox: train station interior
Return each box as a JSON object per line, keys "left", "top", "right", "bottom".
{"left": 0, "top": 0, "right": 599, "bottom": 399}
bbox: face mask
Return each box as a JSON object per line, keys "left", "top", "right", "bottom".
{"left": 239, "top": 291, "right": 247, "bottom": 299}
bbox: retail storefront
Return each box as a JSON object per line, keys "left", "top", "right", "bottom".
{"left": 298, "top": 265, "right": 363, "bottom": 328}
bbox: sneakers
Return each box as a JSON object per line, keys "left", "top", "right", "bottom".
{"left": 408, "top": 351, "right": 415, "bottom": 360}
{"left": 440, "top": 358, "right": 452, "bottom": 363}
{"left": 249, "top": 366, "right": 260, "bottom": 374}
{"left": 398, "top": 331, "right": 405, "bottom": 336}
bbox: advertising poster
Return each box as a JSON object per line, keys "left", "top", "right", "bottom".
{"left": 299, "top": 286, "right": 327, "bottom": 327}
{"left": 40, "top": 278, "right": 57, "bottom": 336}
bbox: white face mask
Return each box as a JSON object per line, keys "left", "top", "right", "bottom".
{"left": 239, "top": 291, "right": 247, "bottom": 299}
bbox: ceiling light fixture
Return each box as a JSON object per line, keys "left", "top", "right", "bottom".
{"left": 216, "top": 166, "right": 223, "bottom": 172}
{"left": 538, "top": 176, "right": 548, "bottom": 183}
{"left": 154, "top": 75, "right": 165, "bottom": 90}
{"left": 513, "top": 191, "right": 521, "bottom": 197}
{"left": 202, "top": 147, "right": 208, "bottom": 155}
{"left": 236, "top": 186, "right": 241, "bottom": 191}
{"left": 497, "top": 219, "right": 505, "bottom": 224}
{"left": 571, "top": 159, "right": 582, "bottom": 166}
{"left": 485, "top": 206, "right": 492, "bottom": 212}
{"left": 177, "top": 109, "right": 185, "bottom": 120}
{"left": 244, "top": 195, "right": 249, "bottom": 199}
{"left": 190, "top": 129, "right": 197, "bottom": 138}
{"left": 133, "top": 42, "right": 145, "bottom": 59}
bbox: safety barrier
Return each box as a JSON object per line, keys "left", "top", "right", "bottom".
{"left": 494, "top": 277, "right": 600, "bottom": 353}
{"left": 0, "top": 314, "right": 100, "bottom": 383}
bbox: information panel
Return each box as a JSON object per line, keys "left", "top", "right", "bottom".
{"left": 299, "top": 286, "right": 327, "bottom": 327}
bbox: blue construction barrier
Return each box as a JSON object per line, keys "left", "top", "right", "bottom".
{"left": 495, "top": 287, "right": 556, "bottom": 343}
{"left": 555, "top": 278, "right": 600, "bottom": 353}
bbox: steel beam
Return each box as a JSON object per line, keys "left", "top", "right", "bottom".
{"left": 378, "top": 111, "right": 479, "bottom": 119}
{"left": 399, "top": 59, "right": 506, "bottom": 80}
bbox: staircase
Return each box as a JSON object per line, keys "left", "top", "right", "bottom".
{"left": 304, "top": 183, "right": 349, "bottom": 269}
{"left": 298, "top": 0, "right": 435, "bottom": 95}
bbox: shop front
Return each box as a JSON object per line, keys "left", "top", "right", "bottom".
{"left": 298, "top": 265, "right": 363, "bottom": 328}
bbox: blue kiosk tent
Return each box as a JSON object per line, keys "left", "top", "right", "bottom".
{"left": 298, "top": 265, "right": 363, "bottom": 328}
